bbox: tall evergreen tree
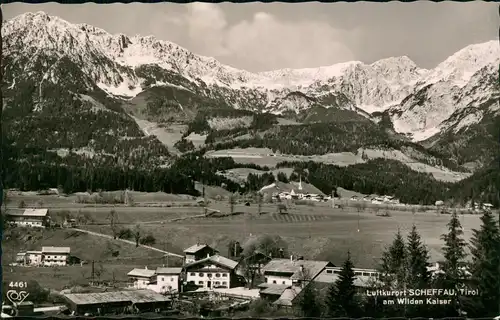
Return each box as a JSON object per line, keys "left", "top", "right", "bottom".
{"left": 406, "top": 225, "right": 432, "bottom": 317}
{"left": 296, "top": 268, "right": 321, "bottom": 317}
{"left": 439, "top": 211, "right": 467, "bottom": 316}
{"left": 376, "top": 229, "right": 407, "bottom": 317}
{"left": 406, "top": 225, "right": 432, "bottom": 288}
{"left": 325, "top": 251, "right": 361, "bottom": 318}
{"left": 379, "top": 229, "right": 407, "bottom": 290}
{"left": 466, "top": 211, "right": 500, "bottom": 317}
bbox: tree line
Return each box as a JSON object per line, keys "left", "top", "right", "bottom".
{"left": 249, "top": 211, "right": 500, "bottom": 318}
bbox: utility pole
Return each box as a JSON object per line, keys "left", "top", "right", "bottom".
{"left": 162, "top": 241, "right": 166, "bottom": 266}
{"left": 91, "top": 260, "right": 95, "bottom": 285}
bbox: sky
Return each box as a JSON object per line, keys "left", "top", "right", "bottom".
{"left": 3, "top": 2, "right": 498, "bottom": 72}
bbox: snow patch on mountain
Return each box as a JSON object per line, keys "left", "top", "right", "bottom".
{"left": 3, "top": 11, "right": 498, "bottom": 143}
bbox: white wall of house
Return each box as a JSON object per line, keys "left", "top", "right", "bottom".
{"left": 185, "top": 254, "right": 196, "bottom": 264}
{"left": 186, "top": 270, "right": 230, "bottom": 289}
{"left": 130, "top": 276, "right": 155, "bottom": 289}
{"left": 154, "top": 274, "right": 180, "bottom": 293}
{"left": 43, "top": 254, "right": 69, "bottom": 266}
{"left": 14, "top": 221, "right": 44, "bottom": 228}
{"left": 265, "top": 275, "right": 293, "bottom": 286}
{"left": 26, "top": 253, "right": 42, "bottom": 266}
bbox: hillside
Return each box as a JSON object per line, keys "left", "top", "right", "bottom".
{"left": 1, "top": 12, "right": 498, "bottom": 206}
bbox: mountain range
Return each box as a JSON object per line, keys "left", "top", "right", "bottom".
{"left": 2, "top": 12, "right": 499, "bottom": 182}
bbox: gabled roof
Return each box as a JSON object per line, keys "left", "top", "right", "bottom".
{"left": 156, "top": 267, "right": 182, "bottom": 275}
{"left": 8, "top": 209, "right": 48, "bottom": 217}
{"left": 260, "top": 284, "right": 290, "bottom": 296}
{"left": 64, "top": 289, "right": 170, "bottom": 305}
{"left": 262, "top": 259, "right": 332, "bottom": 280}
{"left": 185, "top": 255, "right": 238, "bottom": 270}
{"left": 184, "top": 244, "right": 215, "bottom": 254}
{"left": 273, "top": 286, "right": 303, "bottom": 306}
{"left": 127, "top": 268, "right": 156, "bottom": 278}
{"left": 42, "top": 246, "right": 70, "bottom": 254}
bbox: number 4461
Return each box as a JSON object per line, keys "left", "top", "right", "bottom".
{"left": 9, "top": 281, "right": 28, "bottom": 288}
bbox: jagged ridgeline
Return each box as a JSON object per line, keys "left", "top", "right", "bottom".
{"left": 2, "top": 12, "right": 499, "bottom": 205}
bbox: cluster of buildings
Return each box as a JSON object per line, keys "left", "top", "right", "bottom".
{"left": 127, "top": 244, "right": 240, "bottom": 294}
{"left": 349, "top": 195, "right": 400, "bottom": 205}
{"left": 268, "top": 179, "right": 330, "bottom": 202}
{"left": 15, "top": 246, "right": 79, "bottom": 267}
{"left": 125, "top": 243, "right": 387, "bottom": 308}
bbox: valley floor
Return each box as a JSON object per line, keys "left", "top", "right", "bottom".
{"left": 4, "top": 190, "right": 482, "bottom": 290}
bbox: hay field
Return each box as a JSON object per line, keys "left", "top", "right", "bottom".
{"left": 6, "top": 190, "right": 197, "bottom": 209}
{"left": 205, "top": 147, "right": 470, "bottom": 182}
{"left": 80, "top": 201, "right": 483, "bottom": 269}
{"left": 2, "top": 228, "right": 182, "bottom": 290}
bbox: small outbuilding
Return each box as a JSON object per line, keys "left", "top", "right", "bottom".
{"left": 63, "top": 289, "right": 171, "bottom": 316}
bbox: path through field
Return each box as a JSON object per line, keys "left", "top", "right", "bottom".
{"left": 71, "top": 228, "right": 183, "bottom": 258}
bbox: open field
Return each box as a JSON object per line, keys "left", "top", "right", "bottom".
{"left": 205, "top": 147, "right": 471, "bottom": 182}
{"left": 5, "top": 190, "right": 198, "bottom": 208}
{"left": 2, "top": 227, "right": 183, "bottom": 290}
{"left": 219, "top": 167, "right": 295, "bottom": 183}
{"left": 79, "top": 201, "right": 485, "bottom": 269}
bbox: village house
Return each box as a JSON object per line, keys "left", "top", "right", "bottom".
{"left": 183, "top": 244, "right": 218, "bottom": 264}
{"left": 427, "top": 261, "right": 471, "bottom": 279}
{"left": 184, "top": 255, "right": 239, "bottom": 289}
{"left": 63, "top": 290, "right": 171, "bottom": 316}
{"left": 15, "top": 247, "right": 78, "bottom": 267}
{"left": 314, "top": 266, "right": 382, "bottom": 290}
{"left": 239, "top": 251, "right": 272, "bottom": 275}
{"left": 42, "top": 246, "right": 71, "bottom": 266}
{"left": 258, "top": 257, "right": 334, "bottom": 307}
{"left": 154, "top": 267, "right": 182, "bottom": 294}
{"left": 127, "top": 267, "right": 157, "bottom": 290}
{"left": 7, "top": 209, "right": 50, "bottom": 228}
{"left": 26, "top": 250, "right": 43, "bottom": 266}
{"left": 15, "top": 252, "right": 27, "bottom": 265}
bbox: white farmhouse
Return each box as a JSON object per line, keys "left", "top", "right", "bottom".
{"left": 42, "top": 247, "right": 70, "bottom": 266}
{"left": 155, "top": 267, "right": 182, "bottom": 294}
{"left": 7, "top": 209, "right": 49, "bottom": 228}
{"left": 127, "top": 267, "right": 157, "bottom": 290}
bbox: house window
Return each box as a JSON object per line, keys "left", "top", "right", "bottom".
{"left": 190, "top": 273, "right": 195, "bottom": 276}
{"left": 273, "top": 280, "right": 277, "bottom": 284}
{"left": 326, "top": 270, "right": 333, "bottom": 274}
{"left": 215, "top": 281, "right": 220, "bottom": 285}
{"left": 222, "top": 281, "right": 227, "bottom": 285}
{"left": 199, "top": 273, "right": 204, "bottom": 277}
{"left": 215, "top": 273, "right": 220, "bottom": 277}
{"left": 282, "top": 281, "right": 286, "bottom": 284}
{"left": 170, "top": 278, "right": 174, "bottom": 281}
{"left": 198, "top": 281, "right": 203, "bottom": 285}
{"left": 161, "top": 277, "right": 164, "bottom": 281}
{"left": 207, "top": 273, "right": 212, "bottom": 278}
{"left": 222, "top": 273, "right": 227, "bottom": 277}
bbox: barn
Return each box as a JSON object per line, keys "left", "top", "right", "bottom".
{"left": 63, "top": 290, "right": 171, "bottom": 316}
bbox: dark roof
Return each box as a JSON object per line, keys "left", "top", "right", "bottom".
{"left": 64, "top": 290, "right": 170, "bottom": 305}
{"left": 260, "top": 284, "right": 290, "bottom": 296}
{"left": 42, "top": 246, "right": 71, "bottom": 254}
{"left": 262, "top": 259, "right": 332, "bottom": 280}
{"left": 156, "top": 267, "right": 182, "bottom": 275}
{"left": 8, "top": 209, "right": 49, "bottom": 217}
{"left": 183, "top": 244, "right": 215, "bottom": 254}
{"left": 185, "top": 255, "right": 238, "bottom": 270}
{"left": 127, "top": 268, "right": 156, "bottom": 278}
